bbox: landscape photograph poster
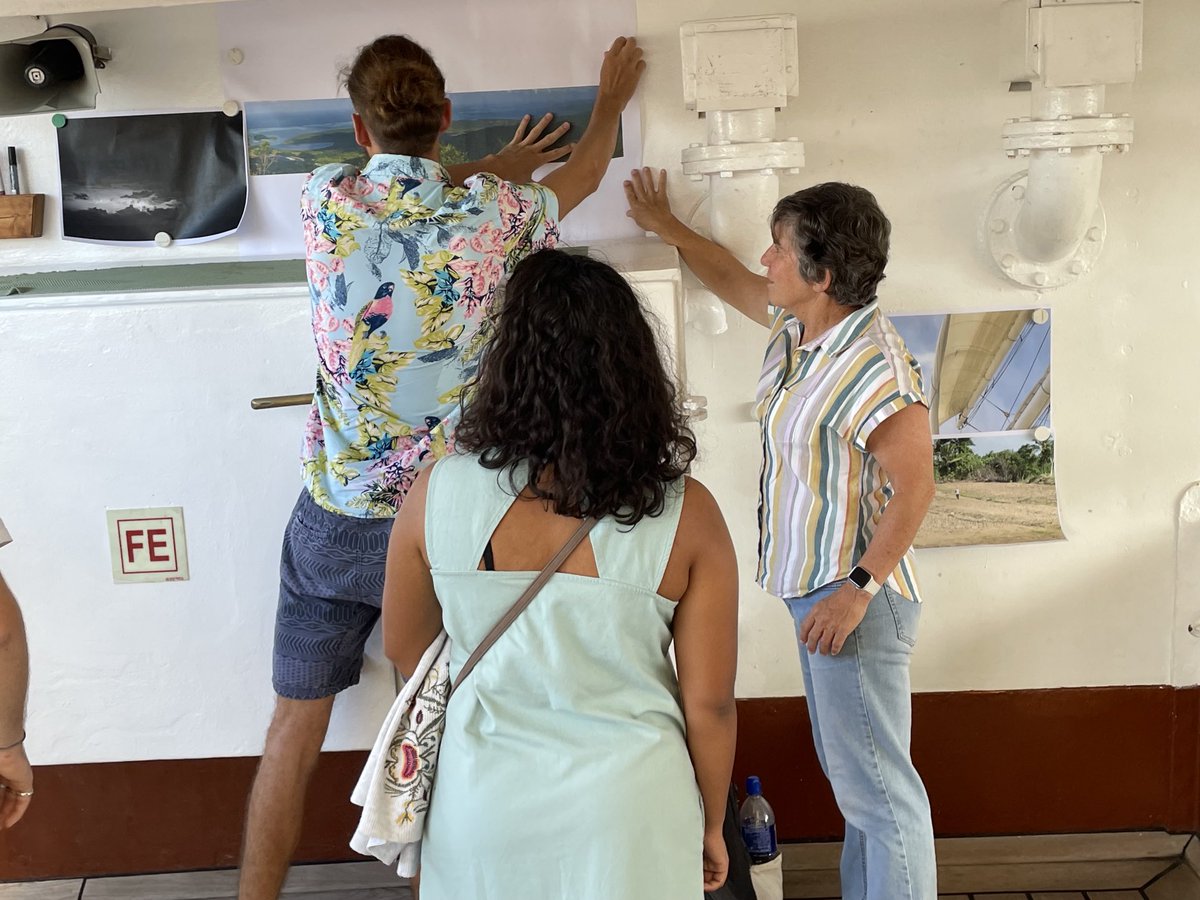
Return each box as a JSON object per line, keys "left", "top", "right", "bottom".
{"left": 57, "top": 110, "right": 248, "bottom": 245}
{"left": 245, "top": 85, "right": 616, "bottom": 177}
{"left": 217, "top": 0, "right": 642, "bottom": 258}
{"left": 890, "top": 309, "right": 1063, "bottom": 549}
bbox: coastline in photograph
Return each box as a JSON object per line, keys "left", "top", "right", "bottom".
{"left": 891, "top": 310, "right": 1051, "bottom": 438}
{"left": 915, "top": 433, "right": 1064, "bottom": 548}
{"left": 246, "top": 85, "right": 618, "bottom": 177}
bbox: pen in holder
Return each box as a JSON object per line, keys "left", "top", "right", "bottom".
{"left": 0, "top": 194, "right": 45, "bottom": 239}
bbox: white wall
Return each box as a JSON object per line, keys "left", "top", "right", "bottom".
{"left": 640, "top": 0, "right": 1200, "bottom": 695}
{"left": 0, "top": 0, "right": 1197, "bottom": 766}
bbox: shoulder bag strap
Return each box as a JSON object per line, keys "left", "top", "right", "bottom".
{"left": 449, "top": 516, "right": 597, "bottom": 699}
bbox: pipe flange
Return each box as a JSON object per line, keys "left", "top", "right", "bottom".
{"left": 1002, "top": 114, "right": 1134, "bottom": 156}
{"left": 681, "top": 139, "right": 805, "bottom": 178}
{"left": 985, "top": 171, "right": 1107, "bottom": 289}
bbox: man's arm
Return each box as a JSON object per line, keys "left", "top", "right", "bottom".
{"left": 798, "top": 403, "right": 935, "bottom": 655}
{"left": 538, "top": 36, "right": 645, "bottom": 220}
{"left": 0, "top": 572, "right": 32, "bottom": 829}
{"left": 443, "top": 113, "right": 574, "bottom": 186}
{"left": 624, "top": 167, "right": 771, "bottom": 327}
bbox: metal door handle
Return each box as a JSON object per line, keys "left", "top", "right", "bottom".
{"left": 250, "top": 393, "right": 312, "bottom": 410}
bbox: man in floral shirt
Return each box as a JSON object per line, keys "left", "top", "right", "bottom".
{"left": 238, "top": 33, "right": 644, "bottom": 900}
{"left": 300, "top": 160, "right": 558, "bottom": 518}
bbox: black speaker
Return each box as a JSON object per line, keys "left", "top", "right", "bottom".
{"left": 0, "top": 24, "right": 110, "bottom": 118}
{"left": 23, "top": 39, "right": 87, "bottom": 90}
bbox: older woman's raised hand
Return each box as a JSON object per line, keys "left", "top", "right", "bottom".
{"left": 624, "top": 167, "right": 684, "bottom": 241}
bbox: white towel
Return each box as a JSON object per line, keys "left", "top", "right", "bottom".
{"left": 749, "top": 855, "right": 785, "bottom": 900}
{"left": 350, "top": 630, "right": 452, "bottom": 877}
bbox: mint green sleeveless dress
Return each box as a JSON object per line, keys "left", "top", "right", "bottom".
{"left": 418, "top": 453, "right": 704, "bottom": 899}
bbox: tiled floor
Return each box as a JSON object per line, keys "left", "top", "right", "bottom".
{"left": 0, "top": 878, "right": 1175, "bottom": 900}
{"left": 0, "top": 882, "right": 1172, "bottom": 900}
{"left": 0, "top": 861, "right": 413, "bottom": 899}
{"left": 0, "top": 889, "right": 1162, "bottom": 900}
{"left": 2, "top": 850, "right": 1197, "bottom": 899}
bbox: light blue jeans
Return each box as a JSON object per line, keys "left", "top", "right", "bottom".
{"left": 784, "top": 580, "right": 937, "bottom": 900}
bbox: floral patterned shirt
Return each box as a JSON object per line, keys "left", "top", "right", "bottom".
{"left": 300, "top": 155, "right": 559, "bottom": 517}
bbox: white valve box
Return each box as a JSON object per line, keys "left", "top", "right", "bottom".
{"left": 681, "top": 14, "right": 799, "bottom": 113}
{"left": 1000, "top": 0, "right": 1143, "bottom": 87}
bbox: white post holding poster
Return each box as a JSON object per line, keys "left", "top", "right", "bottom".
{"left": 216, "top": 0, "right": 642, "bottom": 259}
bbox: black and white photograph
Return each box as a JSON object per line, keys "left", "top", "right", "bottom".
{"left": 57, "top": 110, "right": 248, "bottom": 244}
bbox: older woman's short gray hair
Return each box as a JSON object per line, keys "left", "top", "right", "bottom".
{"left": 770, "top": 183, "right": 891, "bottom": 309}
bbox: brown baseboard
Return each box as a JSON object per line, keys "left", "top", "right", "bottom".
{"left": 0, "top": 751, "right": 371, "bottom": 882}
{"left": 735, "top": 685, "right": 1200, "bottom": 842}
{"left": 1, "top": 685, "right": 1197, "bottom": 882}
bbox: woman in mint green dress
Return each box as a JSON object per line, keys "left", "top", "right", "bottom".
{"left": 382, "top": 249, "right": 739, "bottom": 898}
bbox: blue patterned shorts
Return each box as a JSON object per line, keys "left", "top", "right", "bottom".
{"left": 273, "top": 489, "right": 394, "bottom": 700}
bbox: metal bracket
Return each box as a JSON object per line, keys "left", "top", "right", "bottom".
{"left": 681, "top": 138, "right": 805, "bottom": 180}
{"left": 1002, "top": 113, "right": 1135, "bottom": 156}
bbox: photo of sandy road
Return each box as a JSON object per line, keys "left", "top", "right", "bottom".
{"left": 917, "top": 480, "right": 1062, "bottom": 549}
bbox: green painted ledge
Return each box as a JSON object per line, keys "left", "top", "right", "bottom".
{"left": 0, "top": 246, "right": 590, "bottom": 298}
{"left": 0, "top": 260, "right": 308, "bottom": 297}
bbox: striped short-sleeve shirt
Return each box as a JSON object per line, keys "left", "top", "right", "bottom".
{"left": 755, "top": 302, "right": 927, "bottom": 602}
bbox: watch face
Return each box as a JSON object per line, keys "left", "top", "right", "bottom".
{"left": 849, "top": 568, "right": 870, "bottom": 589}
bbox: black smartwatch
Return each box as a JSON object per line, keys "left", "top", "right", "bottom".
{"left": 848, "top": 565, "right": 881, "bottom": 596}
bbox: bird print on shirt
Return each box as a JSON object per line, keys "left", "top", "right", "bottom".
{"left": 347, "top": 282, "right": 395, "bottom": 374}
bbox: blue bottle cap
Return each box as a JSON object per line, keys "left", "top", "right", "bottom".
{"left": 746, "top": 775, "right": 762, "bottom": 796}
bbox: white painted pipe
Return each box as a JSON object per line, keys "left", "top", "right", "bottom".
{"left": 708, "top": 109, "right": 780, "bottom": 272}
{"left": 1015, "top": 86, "right": 1105, "bottom": 264}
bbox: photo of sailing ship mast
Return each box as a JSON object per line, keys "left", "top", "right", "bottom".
{"left": 891, "top": 309, "right": 1062, "bottom": 548}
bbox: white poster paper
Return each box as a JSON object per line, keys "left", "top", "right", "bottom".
{"left": 217, "top": 0, "right": 641, "bottom": 258}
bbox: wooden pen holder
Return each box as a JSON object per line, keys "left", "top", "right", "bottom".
{"left": 0, "top": 194, "right": 45, "bottom": 239}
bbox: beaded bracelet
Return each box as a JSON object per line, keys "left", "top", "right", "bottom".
{"left": 0, "top": 729, "right": 25, "bottom": 751}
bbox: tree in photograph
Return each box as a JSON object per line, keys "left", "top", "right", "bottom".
{"left": 936, "top": 436, "right": 1054, "bottom": 483}
{"left": 440, "top": 143, "right": 467, "bottom": 167}
{"left": 977, "top": 441, "right": 1054, "bottom": 483}
{"left": 933, "top": 438, "right": 981, "bottom": 481}
{"left": 1036, "top": 437, "right": 1054, "bottom": 469}
{"left": 251, "top": 138, "right": 278, "bottom": 176}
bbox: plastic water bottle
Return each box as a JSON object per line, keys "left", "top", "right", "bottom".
{"left": 739, "top": 775, "right": 779, "bottom": 863}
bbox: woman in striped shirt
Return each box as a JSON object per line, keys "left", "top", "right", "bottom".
{"left": 626, "top": 172, "right": 937, "bottom": 900}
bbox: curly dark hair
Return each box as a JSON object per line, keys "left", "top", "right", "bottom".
{"left": 770, "top": 182, "right": 891, "bottom": 308}
{"left": 454, "top": 249, "right": 697, "bottom": 527}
